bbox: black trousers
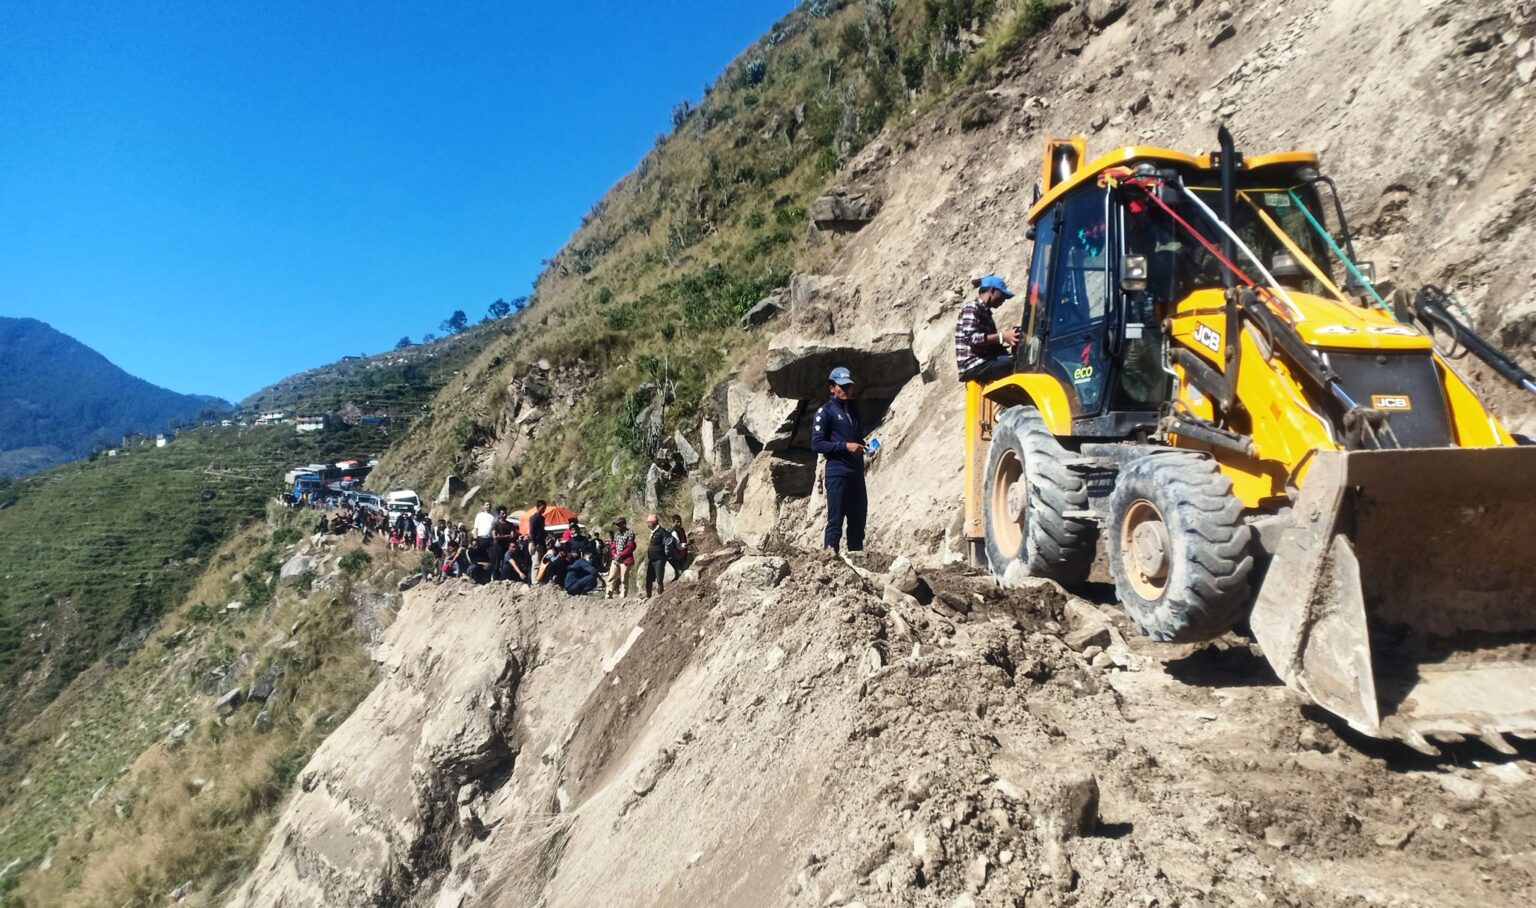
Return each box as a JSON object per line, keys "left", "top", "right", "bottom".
{"left": 961, "top": 355, "right": 1015, "bottom": 385}
{"left": 646, "top": 557, "right": 667, "bottom": 596}
{"left": 824, "top": 471, "right": 867, "bottom": 551}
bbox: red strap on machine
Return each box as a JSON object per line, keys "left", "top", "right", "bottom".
{"left": 1123, "top": 175, "right": 1257, "bottom": 287}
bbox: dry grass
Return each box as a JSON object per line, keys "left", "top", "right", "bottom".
{"left": 5, "top": 512, "right": 379, "bottom": 907}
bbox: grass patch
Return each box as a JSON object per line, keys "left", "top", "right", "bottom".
{"left": 2, "top": 512, "right": 382, "bottom": 907}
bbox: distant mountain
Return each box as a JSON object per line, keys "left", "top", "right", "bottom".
{"left": 0, "top": 316, "right": 231, "bottom": 475}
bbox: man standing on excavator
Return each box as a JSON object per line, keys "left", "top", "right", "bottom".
{"left": 955, "top": 274, "right": 1020, "bottom": 383}
{"left": 811, "top": 366, "right": 867, "bottom": 555}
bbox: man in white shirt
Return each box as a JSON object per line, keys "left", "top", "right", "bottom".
{"left": 472, "top": 501, "right": 496, "bottom": 545}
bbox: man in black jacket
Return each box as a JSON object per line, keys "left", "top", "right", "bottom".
{"left": 810, "top": 366, "right": 868, "bottom": 554}
{"left": 644, "top": 513, "right": 675, "bottom": 598}
{"left": 527, "top": 500, "right": 548, "bottom": 558}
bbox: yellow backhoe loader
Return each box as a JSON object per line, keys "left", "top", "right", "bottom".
{"left": 963, "top": 129, "right": 1536, "bottom": 754}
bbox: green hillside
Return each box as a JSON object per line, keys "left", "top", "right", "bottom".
{"left": 0, "top": 424, "right": 383, "bottom": 776}
{"left": 237, "top": 316, "right": 519, "bottom": 432}
{"left": 0, "top": 317, "right": 230, "bottom": 478}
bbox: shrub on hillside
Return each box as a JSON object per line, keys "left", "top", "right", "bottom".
{"left": 339, "top": 548, "right": 372, "bottom": 578}
{"left": 743, "top": 58, "right": 767, "bottom": 87}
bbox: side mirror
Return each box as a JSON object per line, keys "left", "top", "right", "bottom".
{"left": 1121, "top": 254, "right": 1149, "bottom": 292}
{"left": 1348, "top": 260, "right": 1377, "bottom": 292}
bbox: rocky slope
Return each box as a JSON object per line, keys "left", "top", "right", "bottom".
{"left": 231, "top": 552, "right": 1534, "bottom": 906}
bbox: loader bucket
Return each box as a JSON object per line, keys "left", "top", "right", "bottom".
{"left": 1250, "top": 446, "right": 1536, "bottom": 753}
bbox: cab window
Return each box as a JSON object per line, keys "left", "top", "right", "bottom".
{"left": 1050, "top": 190, "right": 1111, "bottom": 334}
{"left": 1020, "top": 208, "right": 1057, "bottom": 367}
{"left": 1043, "top": 188, "right": 1111, "bottom": 415}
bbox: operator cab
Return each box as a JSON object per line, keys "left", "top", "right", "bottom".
{"left": 1014, "top": 142, "right": 1342, "bottom": 437}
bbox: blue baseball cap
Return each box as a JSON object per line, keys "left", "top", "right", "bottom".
{"left": 829, "top": 366, "right": 854, "bottom": 386}
{"left": 979, "top": 274, "right": 1014, "bottom": 298}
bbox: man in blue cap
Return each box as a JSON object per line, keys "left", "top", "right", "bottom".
{"left": 810, "top": 366, "right": 867, "bottom": 554}
{"left": 954, "top": 274, "right": 1020, "bottom": 384}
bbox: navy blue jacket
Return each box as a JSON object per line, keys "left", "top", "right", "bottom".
{"left": 563, "top": 557, "right": 600, "bottom": 595}
{"left": 811, "top": 396, "right": 864, "bottom": 476}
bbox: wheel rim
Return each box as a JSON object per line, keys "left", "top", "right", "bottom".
{"left": 1120, "top": 499, "right": 1170, "bottom": 600}
{"left": 990, "top": 449, "right": 1026, "bottom": 557}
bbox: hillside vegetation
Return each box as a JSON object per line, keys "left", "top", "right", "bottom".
{"left": 0, "top": 317, "right": 230, "bottom": 478}
{"left": 370, "top": 0, "right": 1063, "bottom": 518}
{"left": 1, "top": 508, "right": 395, "bottom": 907}
{"left": 0, "top": 423, "right": 387, "bottom": 779}
{"left": 237, "top": 316, "right": 519, "bottom": 434}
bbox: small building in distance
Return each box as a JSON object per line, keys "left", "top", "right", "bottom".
{"left": 155, "top": 432, "right": 173, "bottom": 448}
{"left": 295, "top": 415, "right": 328, "bottom": 433}
{"left": 254, "top": 411, "right": 289, "bottom": 426}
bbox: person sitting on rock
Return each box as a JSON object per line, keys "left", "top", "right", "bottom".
{"left": 502, "top": 536, "right": 531, "bottom": 585}
{"left": 466, "top": 538, "right": 494, "bottom": 584}
{"left": 954, "top": 274, "right": 1020, "bottom": 384}
{"left": 439, "top": 542, "right": 468, "bottom": 581}
{"left": 562, "top": 551, "right": 600, "bottom": 596}
{"left": 542, "top": 549, "right": 572, "bottom": 587}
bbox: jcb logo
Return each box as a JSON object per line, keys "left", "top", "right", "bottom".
{"left": 1193, "top": 323, "right": 1221, "bottom": 353}
{"left": 1372, "top": 395, "right": 1412, "bottom": 411}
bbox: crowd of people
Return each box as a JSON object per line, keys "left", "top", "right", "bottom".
{"left": 310, "top": 501, "right": 386, "bottom": 538}
{"left": 430, "top": 501, "right": 691, "bottom": 598}
{"left": 311, "top": 497, "right": 691, "bottom": 599}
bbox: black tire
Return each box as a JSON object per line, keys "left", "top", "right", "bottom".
{"left": 982, "top": 407, "right": 1098, "bottom": 586}
{"left": 1106, "top": 453, "right": 1254, "bottom": 642}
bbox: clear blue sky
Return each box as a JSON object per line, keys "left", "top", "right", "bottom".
{"left": 0, "top": 0, "right": 792, "bottom": 403}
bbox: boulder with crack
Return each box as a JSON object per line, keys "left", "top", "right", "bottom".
{"left": 765, "top": 331, "right": 920, "bottom": 400}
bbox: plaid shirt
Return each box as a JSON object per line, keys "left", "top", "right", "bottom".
{"left": 955, "top": 298, "right": 1006, "bottom": 377}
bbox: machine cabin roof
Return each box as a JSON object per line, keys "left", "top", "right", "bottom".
{"left": 1027, "top": 142, "right": 1320, "bottom": 223}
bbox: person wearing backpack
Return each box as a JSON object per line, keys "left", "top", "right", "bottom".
{"left": 644, "top": 513, "right": 676, "bottom": 598}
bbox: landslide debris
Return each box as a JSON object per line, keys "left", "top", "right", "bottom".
{"left": 232, "top": 552, "right": 1536, "bottom": 907}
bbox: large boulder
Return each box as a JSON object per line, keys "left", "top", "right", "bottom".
{"left": 644, "top": 463, "right": 663, "bottom": 510}
{"left": 740, "top": 289, "right": 787, "bottom": 329}
{"left": 278, "top": 555, "right": 314, "bottom": 586}
{"left": 767, "top": 451, "right": 817, "bottom": 498}
{"left": 810, "top": 188, "right": 881, "bottom": 231}
{"left": 765, "top": 331, "right": 920, "bottom": 399}
{"left": 717, "top": 555, "right": 790, "bottom": 594}
{"left": 726, "top": 430, "right": 756, "bottom": 473}
{"left": 435, "top": 474, "right": 466, "bottom": 505}
{"left": 674, "top": 430, "right": 700, "bottom": 469}
{"left": 740, "top": 394, "right": 801, "bottom": 451}
{"left": 459, "top": 485, "right": 482, "bottom": 510}
{"left": 700, "top": 418, "right": 719, "bottom": 472}
{"left": 690, "top": 483, "right": 713, "bottom": 525}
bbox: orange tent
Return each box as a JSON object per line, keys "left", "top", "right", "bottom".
{"left": 514, "top": 504, "right": 580, "bottom": 534}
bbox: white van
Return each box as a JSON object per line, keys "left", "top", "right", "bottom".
{"left": 384, "top": 490, "right": 421, "bottom": 516}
